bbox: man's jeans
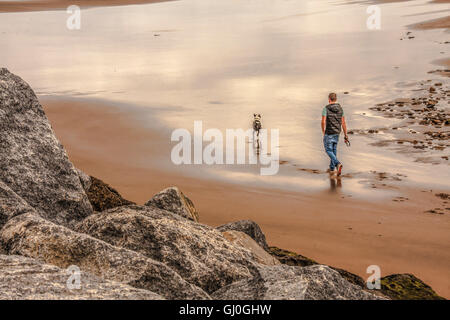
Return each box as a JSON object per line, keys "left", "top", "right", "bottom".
{"left": 323, "top": 134, "right": 340, "bottom": 171}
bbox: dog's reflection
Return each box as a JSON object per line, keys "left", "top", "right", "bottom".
{"left": 252, "top": 113, "right": 262, "bottom": 156}
{"left": 329, "top": 176, "right": 342, "bottom": 192}
{"left": 254, "top": 136, "right": 260, "bottom": 156}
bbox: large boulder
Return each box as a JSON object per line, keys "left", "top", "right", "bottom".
{"left": 212, "top": 264, "right": 384, "bottom": 300}
{"left": 75, "top": 205, "right": 258, "bottom": 293}
{"left": 85, "top": 176, "right": 135, "bottom": 212}
{"left": 145, "top": 186, "right": 199, "bottom": 222}
{"left": 0, "top": 68, "right": 92, "bottom": 225}
{"left": 0, "top": 212, "right": 209, "bottom": 300}
{"left": 217, "top": 220, "right": 269, "bottom": 251}
{"left": 0, "top": 254, "right": 164, "bottom": 300}
{"left": 221, "top": 230, "right": 279, "bottom": 266}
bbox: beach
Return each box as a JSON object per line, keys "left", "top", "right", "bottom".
{"left": 1, "top": 0, "right": 449, "bottom": 299}
{"left": 43, "top": 97, "right": 450, "bottom": 298}
{"left": 0, "top": 0, "right": 170, "bottom": 12}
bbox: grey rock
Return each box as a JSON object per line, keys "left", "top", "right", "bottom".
{"left": 75, "top": 205, "right": 258, "bottom": 293}
{"left": 0, "top": 179, "right": 35, "bottom": 230}
{"left": 268, "top": 246, "right": 366, "bottom": 287}
{"left": 0, "top": 254, "right": 164, "bottom": 300}
{"left": 211, "top": 264, "right": 385, "bottom": 300}
{"left": 0, "top": 212, "right": 210, "bottom": 300}
{"left": 145, "top": 186, "right": 199, "bottom": 222}
{"left": 0, "top": 68, "right": 92, "bottom": 225}
{"left": 75, "top": 168, "right": 92, "bottom": 192}
{"left": 217, "top": 220, "right": 269, "bottom": 251}
{"left": 221, "top": 230, "right": 280, "bottom": 266}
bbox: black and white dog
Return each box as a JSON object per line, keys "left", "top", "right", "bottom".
{"left": 253, "top": 113, "right": 262, "bottom": 142}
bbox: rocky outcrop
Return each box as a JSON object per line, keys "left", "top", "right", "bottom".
{"left": 0, "top": 212, "right": 209, "bottom": 300}
{"left": 75, "top": 168, "right": 91, "bottom": 192}
{"left": 145, "top": 186, "right": 199, "bottom": 222}
{"left": 212, "top": 264, "right": 384, "bottom": 300}
{"left": 75, "top": 205, "right": 257, "bottom": 293}
{"left": 0, "top": 254, "right": 164, "bottom": 300}
{"left": 222, "top": 230, "right": 279, "bottom": 266}
{"left": 268, "top": 246, "right": 318, "bottom": 267}
{"left": 380, "top": 274, "right": 444, "bottom": 300}
{"left": 0, "top": 68, "right": 92, "bottom": 225}
{"left": 217, "top": 220, "right": 269, "bottom": 251}
{"left": 268, "top": 246, "right": 367, "bottom": 287}
{"left": 85, "top": 176, "right": 134, "bottom": 212}
{"left": 0, "top": 180, "right": 35, "bottom": 230}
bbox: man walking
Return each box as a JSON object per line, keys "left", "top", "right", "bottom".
{"left": 321, "top": 93, "right": 348, "bottom": 176}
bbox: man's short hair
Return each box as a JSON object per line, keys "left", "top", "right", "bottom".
{"left": 328, "top": 92, "right": 337, "bottom": 102}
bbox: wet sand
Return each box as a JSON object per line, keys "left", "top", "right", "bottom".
{"left": 0, "top": 0, "right": 171, "bottom": 13}
{"left": 410, "top": 15, "right": 450, "bottom": 30}
{"left": 43, "top": 97, "right": 450, "bottom": 298}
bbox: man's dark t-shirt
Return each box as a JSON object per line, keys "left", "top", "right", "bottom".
{"left": 322, "top": 103, "right": 344, "bottom": 135}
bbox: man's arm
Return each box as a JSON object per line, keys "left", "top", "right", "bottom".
{"left": 321, "top": 116, "right": 326, "bottom": 135}
{"left": 342, "top": 116, "right": 348, "bottom": 137}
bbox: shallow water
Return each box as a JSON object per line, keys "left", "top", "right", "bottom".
{"left": 1, "top": 0, "right": 449, "bottom": 196}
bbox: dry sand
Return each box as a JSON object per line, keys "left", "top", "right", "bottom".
{"left": 43, "top": 97, "right": 450, "bottom": 298}
{"left": 0, "top": 0, "right": 171, "bottom": 13}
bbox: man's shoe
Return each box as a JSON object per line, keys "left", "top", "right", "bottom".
{"left": 337, "top": 164, "right": 343, "bottom": 176}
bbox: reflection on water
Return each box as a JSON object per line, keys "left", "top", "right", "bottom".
{"left": 0, "top": 0, "right": 449, "bottom": 196}
{"left": 329, "top": 176, "right": 343, "bottom": 193}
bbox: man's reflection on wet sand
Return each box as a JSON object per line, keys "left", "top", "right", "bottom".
{"left": 329, "top": 176, "right": 342, "bottom": 192}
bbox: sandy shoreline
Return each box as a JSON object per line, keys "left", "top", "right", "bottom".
{"left": 0, "top": 0, "right": 171, "bottom": 13}
{"left": 410, "top": 15, "right": 450, "bottom": 30}
{"left": 43, "top": 97, "right": 450, "bottom": 298}
{"left": 4, "top": 0, "right": 447, "bottom": 299}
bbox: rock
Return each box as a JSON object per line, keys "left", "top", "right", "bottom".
{"left": 268, "top": 246, "right": 317, "bottom": 267}
{"left": 85, "top": 176, "right": 134, "bottom": 212}
{"left": 330, "top": 267, "right": 366, "bottom": 288}
{"left": 0, "top": 212, "right": 209, "bottom": 300}
{"left": 0, "top": 68, "right": 92, "bottom": 225}
{"left": 211, "top": 264, "right": 384, "bottom": 300}
{"left": 0, "top": 179, "right": 35, "bottom": 230}
{"left": 145, "top": 186, "right": 199, "bottom": 222}
{"left": 268, "top": 246, "right": 367, "bottom": 288}
{"left": 75, "top": 168, "right": 91, "bottom": 192}
{"left": 435, "top": 193, "right": 450, "bottom": 200}
{"left": 380, "top": 274, "right": 444, "bottom": 300}
{"left": 75, "top": 205, "right": 258, "bottom": 293}
{"left": 0, "top": 254, "right": 164, "bottom": 300}
{"left": 217, "top": 220, "right": 270, "bottom": 251}
{"left": 221, "top": 230, "right": 279, "bottom": 266}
